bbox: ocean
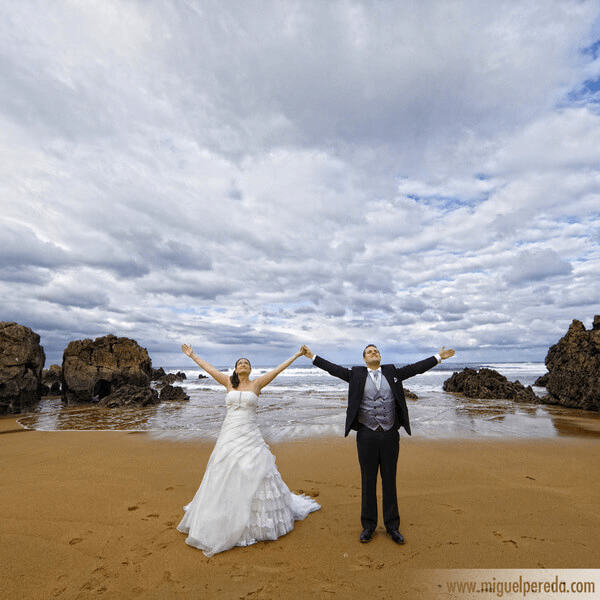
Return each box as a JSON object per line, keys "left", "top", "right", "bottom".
{"left": 18, "top": 362, "right": 600, "bottom": 440}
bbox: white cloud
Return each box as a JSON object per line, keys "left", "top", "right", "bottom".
{"left": 503, "top": 248, "right": 573, "bottom": 285}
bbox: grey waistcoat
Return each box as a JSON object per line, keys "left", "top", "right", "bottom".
{"left": 358, "top": 371, "right": 396, "bottom": 431}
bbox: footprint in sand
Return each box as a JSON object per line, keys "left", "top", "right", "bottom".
{"left": 239, "top": 585, "right": 264, "bottom": 598}
{"left": 296, "top": 488, "right": 320, "bottom": 498}
{"left": 494, "top": 531, "right": 518, "bottom": 547}
{"left": 231, "top": 564, "right": 249, "bottom": 580}
{"left": 230, "top": 564, "right": 250, "bottom": 581}
{"left": 440, "top": 502, "right": 464, "bottom": 514}
{"left": 350, "top": 554, "right": 373, "bottom": 571}
{"left": 318, "top": 582, "right": 337, "bottom": 595}
{"left": 131, "top": 586, "right": 146, "bottom": 596}
{"left": 80, "top": 566, "right": 109, "bottom": 593}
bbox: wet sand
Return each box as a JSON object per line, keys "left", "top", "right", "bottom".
{"left": 1, "top": 416, "right": 599, "bottom": 599}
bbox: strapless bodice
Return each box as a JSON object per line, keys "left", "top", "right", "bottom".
{"left": 225, "top": 390, "right": 258, "bottom": 411}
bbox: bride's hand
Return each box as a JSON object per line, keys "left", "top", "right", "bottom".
{"left": 181, "top": 344, "right": 194, "bottom": 357}
{"left": 301, "top": 345, "right": 314, "bottom": 359}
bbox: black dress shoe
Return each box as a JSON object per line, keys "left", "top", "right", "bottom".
{"left": 360, "top": 528, "right": 375, "bottom": 543}
{"left": 387, "top": 529, "right": 405, "bottom": 544}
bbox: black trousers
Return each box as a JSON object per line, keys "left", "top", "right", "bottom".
{"left": 356, "top": 425, "right": 400, "bottom": 531}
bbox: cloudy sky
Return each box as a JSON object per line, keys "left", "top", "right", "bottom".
{"left": 2, "top": 0, "right": 600, "bottom": 367}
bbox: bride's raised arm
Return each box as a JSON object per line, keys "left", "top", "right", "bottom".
{"left": 253, "top": 348, "right": 304, "bottom": 393}
{"left": 181, "top": 344, "right": 230, "bottom": 388}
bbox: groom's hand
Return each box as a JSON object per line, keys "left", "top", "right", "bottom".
{"left": 301, "top": 345, "right": 314, "bottom": 360}
{"left": 439, "top": 346, "right": 455, "bottom": 360}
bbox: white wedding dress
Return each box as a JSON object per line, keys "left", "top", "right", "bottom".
{"left": 177, "top": 390, "right": 320, "bottom": 556}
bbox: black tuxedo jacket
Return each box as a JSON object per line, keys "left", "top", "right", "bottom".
{"left": 313, "top": 355, "right": 439, "bottom": 437}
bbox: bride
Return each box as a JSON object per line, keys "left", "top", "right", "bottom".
{"left": 177, "top": 344, "right": 320, "bottom": 557}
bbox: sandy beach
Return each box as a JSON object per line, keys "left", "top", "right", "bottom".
{"left": 1, "top": 415, "right": 599, "bottom": 599}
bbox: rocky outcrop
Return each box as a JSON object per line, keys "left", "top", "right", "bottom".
{"left": 154, "top": 371, "right": 187, "bottom": 387}
{"left": 62, "top": 335, "right": 152, "bottom": 405}
{"left": 151, "top": 367, "right": 167, "bottom": 380}
{"left": 159, "top": 385, "right": 190, "bottom": 402}
{"left": 40, "top": 381, "right": 61, "bottom": 396}
{"left": 42, "top": 364, "right": 62, "bottom": 395}
{"left": 543, "top": 316, "right": 600, "bottom": 411}
{"left": 151, "top": 367, "right": 188, "bottom": 387}
{"left": 534, "top": 373, "right": 549, "bottom": 387}
{"left": 443, "top": 367, "right": 538, "bottom": 403}
{"left": 98, "top": 384, "right": 159, "bottom": 408}
{"left": 0, "top": 322, "right": 46, "bottom": 415}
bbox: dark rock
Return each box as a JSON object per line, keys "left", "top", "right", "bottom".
{"left": 42, "top": 364, "right": 62, "bottom": 395}
{"left": 151, "top": 367, "right": 166, "bottom": 380}
{"left": 405, "top": 388, "right": 418, "bottom": 400}
{"left": 534, "top": 373, "right": 549, "bottom": 387}
{"left": 62, "top": 335, "right": 152, "bottom": 405}
{"left": 154, "top": 371, "right": 187, "bottom": 387}
{"left": 98, "top": 384, "right": 159, "bottom": 408}
{"left": 0, "top": 322, "right": 46, "bottom": 415}
{"left": 543, "top": 317, "right": 600, "bottom": 411}
{"left": 159, "top": 385, "right": 190, "bottom": 402}
{"left": 443, "top": 367, "right": 538, "bottom": 403}
{"left": 42, "top": 364, "right": 62, "bottom": 385}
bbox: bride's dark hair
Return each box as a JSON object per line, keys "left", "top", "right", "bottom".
{"left": 230, "top": 358, "right": 251, "bottom": 389}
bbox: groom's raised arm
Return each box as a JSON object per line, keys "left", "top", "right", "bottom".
{"left": 303, "top": 346, "right": 352, "bottom": 383}
{"left": 394, "top": 346, "right": 455, "bottom": 381}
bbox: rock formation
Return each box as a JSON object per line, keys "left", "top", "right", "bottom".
{"left": 151, "top": 367, "right": 166, "bottom": 380}
{"left": 98, "top": 384, "right": 159, "bottom": 408}
{"left": 443, "top": 367, "right": 538, "bottom": 403}
{"left": 153, "top": 371, "right": 187, "bottom": 387}
{"left": 42, "top": 364, "right": 62, "bottom": 395}
{"left": 543, "top": 316, "right": 600, "bottom": 411}
{"left": 159, "top": 384, "right": 190, "bottom": 402}
{"left": 62, "top": 335, "right": 152, "bottom": 405}
{"left": 405, "top": 388, "right": 418, "bottom": 400}
{"left": 0, "top": 322, "right": 46, "bottom": 415}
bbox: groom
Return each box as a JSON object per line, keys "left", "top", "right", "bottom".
{"left": 302, "top": 343, "right": 455, "bottom": 544}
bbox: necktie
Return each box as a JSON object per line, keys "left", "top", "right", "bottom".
{"left": 372, "top": 370, "right": 380, "bottom": 389}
